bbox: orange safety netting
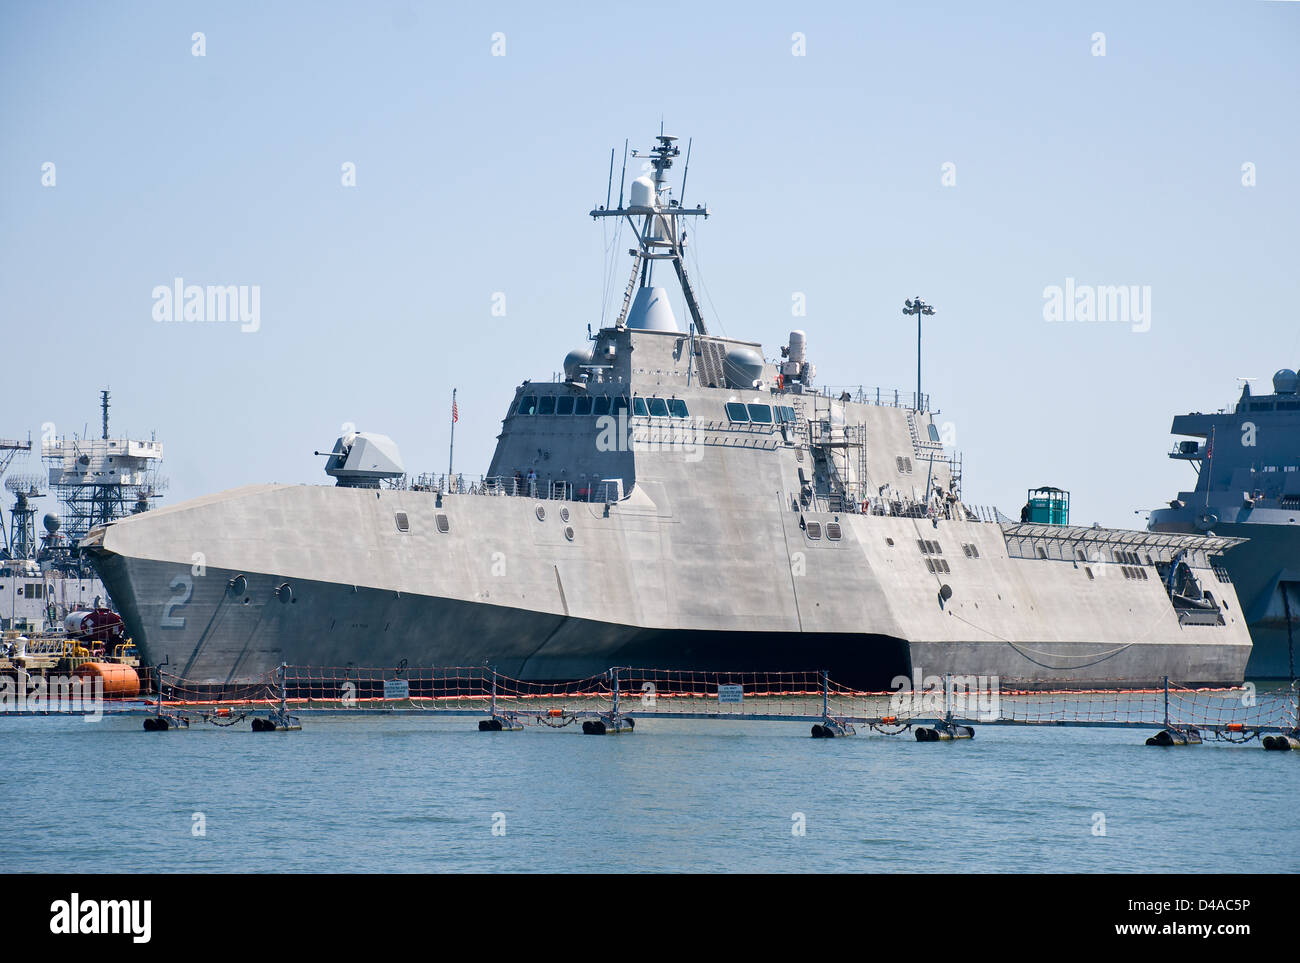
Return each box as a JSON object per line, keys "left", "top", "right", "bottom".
{"left": 134, "top": 665, "right": 1300, "bottom": 737}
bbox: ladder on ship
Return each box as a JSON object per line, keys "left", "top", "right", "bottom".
{"left": 614, "top": 251, "right": 644, "bottom": 327}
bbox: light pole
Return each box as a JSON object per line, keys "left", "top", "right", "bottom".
{"left": 902, "top": 297, "right": 936, "bottom": 411}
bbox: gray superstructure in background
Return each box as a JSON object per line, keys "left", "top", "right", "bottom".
{"left": 84, "top": 132, "right": 1252, "bottom": 689}
{"left": 1, "top": 392, "right": 164, "bottom": 633}
{"left": 1149, "top": 371, "right": 1300, "bottom": 678}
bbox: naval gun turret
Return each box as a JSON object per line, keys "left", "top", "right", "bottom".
{"left": 320, "top": 432, "right": 405, "bottom": 488}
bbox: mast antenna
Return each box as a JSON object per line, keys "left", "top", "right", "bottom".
{"left": 605, "top": 147, "right": 614, "bottom": 209}
{"left": 680, "top": 137, "right": 692, "bottom": 206}
{"left": 616, "top": 139, "right": 628, "bottom": 208}
{"left": 590, "top": 130, "right": 710, "bottom": 336}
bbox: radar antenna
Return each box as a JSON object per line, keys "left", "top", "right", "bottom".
{"left": 591, "top": 131, "right": 710, "bottom": 335}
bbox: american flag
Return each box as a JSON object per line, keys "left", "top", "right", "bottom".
{"left": 452, "top": 399, "right": 459, "bottom": 423}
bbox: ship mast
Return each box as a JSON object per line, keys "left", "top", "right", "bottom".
{"left": 590, "top": 133, "right": 710, "bottom": 334}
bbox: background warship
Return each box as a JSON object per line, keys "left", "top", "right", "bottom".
{"left": 1149, "top": 371, "right": 1300, "bottom": 678}
{"left": 1, "top": 391, "right": 163, "bottom": 638}
{"left": 85, "top": 133, "right": 1252, "bottom": 690}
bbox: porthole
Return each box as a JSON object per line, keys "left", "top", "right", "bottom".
{"left": 435, "top": 514, "right": 450, "bottom": 534}
{"left": 395, "top": 512, "right": 409, "bottom": 532}
{"left": 886, "top": 537, "right": 895, "bottom": 546}
{"left": 535, "top": 505, "right": 546, "bottom": 521}
{"left": 806, "top": 521, "right": 822, "bottom": 539}
{"left": 560, "top": 507, "right": 570, "bottom": 522}
{"left": 564, "top": 526, "right": 575, "bottom": 541}
{"left": 826, "top": 522, "right": 842, "bottom": 540}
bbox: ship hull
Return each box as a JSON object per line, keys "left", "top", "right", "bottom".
{"left": 93, "top": 552, "right": 1246, "bottom": 691}
{"left": 86, "top": 482, "right": 1253, "bottom": 691}
{"left": 92, "top": 553, "right": 914, "bottom": 690}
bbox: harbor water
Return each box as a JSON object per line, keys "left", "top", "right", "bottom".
{"left": 2, "top": 709, "right": 1297, "bottom": 873}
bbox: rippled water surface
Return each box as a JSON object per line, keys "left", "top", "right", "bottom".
{"left": 2, "top": 708, "right": 1297, "bottom": 873}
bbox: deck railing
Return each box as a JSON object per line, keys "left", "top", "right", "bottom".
{"left": 817, "top": 385, "right": 931, "bottom": 411}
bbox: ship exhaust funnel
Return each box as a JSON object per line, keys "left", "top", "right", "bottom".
{"left": 626, "top": 286, "right": 680, "bottom": 332}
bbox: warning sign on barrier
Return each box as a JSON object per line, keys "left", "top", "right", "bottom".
{"left": 717, "top": 684, "right": 744, "bottom": 704}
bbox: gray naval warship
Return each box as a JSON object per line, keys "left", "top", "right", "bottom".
{"left": 85, "top": 133, "right": 1253, "bottom": 690}
{"left": 1149, "top": 370, "right": 1300, "bottom": 678}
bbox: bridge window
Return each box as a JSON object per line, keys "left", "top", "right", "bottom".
{"left": 556, "top": 396, "right": 575, "bottom": 415}
{"left": 538, "top": 396, "right": 556, "bottom": 415}
{"left": 826, "top": 522, "right": 842, "bottom": 540}
{"left": 725, "top": 402, "right": 749, "bottom": 423}
{"left": 633, "top": 397, "right": 649, "bottom": 416}
{"left": 647, "top": 398, "right": 669, "bottom": 417}
{"left": 805, "top": 521, "right": 822, "bottom": 539}
{"left": 612, "top": 396, "right": 630, "bottom": 416}
{"left": 747, "top": 404, "right": 773, "bottom": 424}
{"left": 517, "top": 396, "right": 538, "bottom": 415}
{"left": 592, "top": 397, "right": 611, "bottom": 416}
{"left": 776, "top": 405, "right": 797, "bottom": 424}
{"left": 668, "top": 398, "right": 689, "bottom": 418}
{"left": 574, "top": 397, "right": 593, "bottom": 416}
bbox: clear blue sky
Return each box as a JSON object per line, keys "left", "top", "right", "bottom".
{"left": 3, "top": 0, "right": 1297, "bottom": 527}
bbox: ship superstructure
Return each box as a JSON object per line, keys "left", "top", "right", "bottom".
{"left": 42, "top": 390, "right": 164, "bottom": 545}
{"left": 83, "top": 133, "right": 1253, "bottom": 689}
{"left": 1149, "top": 371, "right": 1300, "bottom": 677}
{"left": 1, "top": 392, "right": 163, "bottom": 634}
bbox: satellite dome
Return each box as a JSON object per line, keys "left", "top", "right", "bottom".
{"left": 43, "top": 512, "right": 60, "bottom": 533}
{"left": 628, "top": 175, "right": 656, "bottom": 209}
{"left": 724, "top": 347, "right": 765, "bottom": 389}
{"left": 563, "top": 345, "right": 594, "bottom": 381}
{"left": 1273, "top": 369, "right": 1298, "bottom": 394}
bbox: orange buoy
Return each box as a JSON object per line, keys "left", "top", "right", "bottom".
{"left": 547, "top": 708, "right": 564, "bottom": 717}
{"left": 73, "top": 661, "right": 141, "bottom": 698}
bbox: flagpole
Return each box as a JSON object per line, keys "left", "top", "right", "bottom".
{"left": 448, "top": 388, "right": 456, "bottom": 485}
